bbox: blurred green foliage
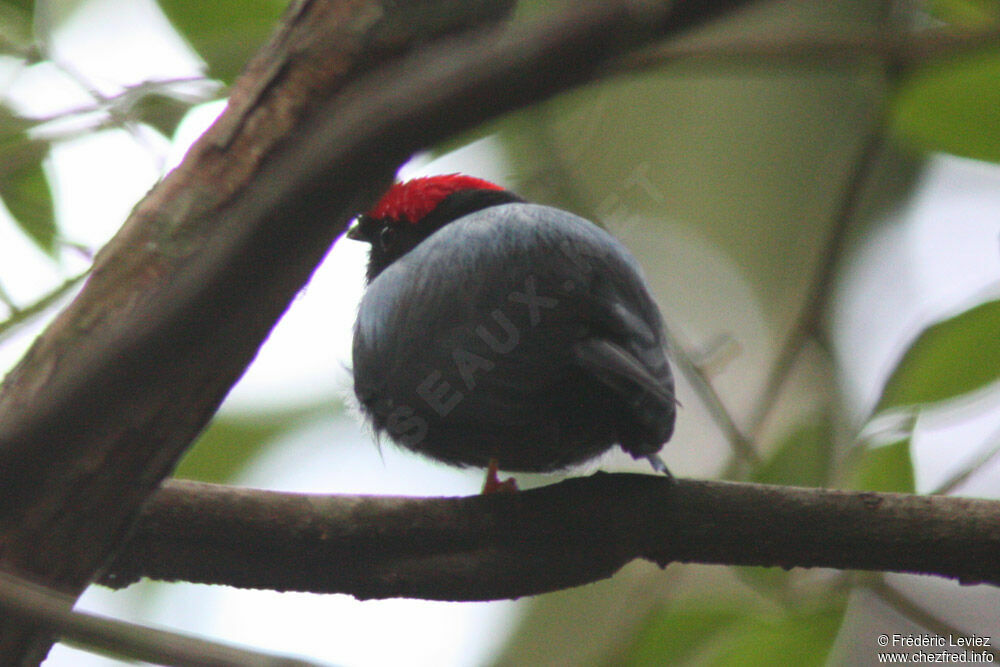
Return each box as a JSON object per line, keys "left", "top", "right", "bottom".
{"left": 932, "top": 0, "right": 1000, "bottom": 26}
{"left": 625, "top": 597, "right": 846, "bottom": 667}
{"left": 848, "top": 438, "right": 916, "bottom": 494}
{"left": 157, "top": 0, "right": 287, "bottom": 84}
{"left": 0, "top": 109, "right": 55, "bottom": 254}
{"left": 876, "top": 299, "right": 1000, "bottom": 413}
{"left": 751, "top": 419, "right": 834, "bottom": 488}
{"left": 0, "top": 0, "right": 35, "bottom": 55}
{"left": 893, "top": 50, "right": 1000, "bottom": 164}
{"left": 175, "top": 399, "right": 343, "bottom": 483}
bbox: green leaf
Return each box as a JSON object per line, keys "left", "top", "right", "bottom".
{"left": 931, "top": 0, "right": 1000, "bottom": 27}
{"left": 0, "top": 135, "right": 57, "bottom": 255}
{"left": 174, "top": 399, "right": 340, "bottom": 483}
{"left": 848, "top": 438, "right": 915, "bottom": 494}
{"left": 0, "top": 0, "right": 35, "bottom": 56}
{"left": 627, "top": 604, "right": 746, "bottom": 666}
{"left": 732, "top": 566, "right": 795, "bottom": 601}
{"left": 4, "top": 0, "right": 35, "bottom": 11}
{"left": 625, "top": 597, "right": 847, "bottom": 666}
{"left": 876, "top": 299, "right": 1000, "bottom": 412}
{"left": 712, "top": 602, "right": 846, "bottom": 667}
{"left": 129, "top": 92, "right": 194, "bottom": 138}
{"left": 892, "top": 50, "right": 1000, "bottom": 164}
{"left": 157, "top": 0, "right": 286, "bottom": 84}
{"left": 751, "top": 418, "right": 833, "bottom": 487}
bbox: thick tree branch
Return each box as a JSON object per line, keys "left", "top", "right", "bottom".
{"left": 99, "top": 476, "right": 1000, "bottom": 600}
{"left": 0, "top": 0, "right": 752, "bottom": 662}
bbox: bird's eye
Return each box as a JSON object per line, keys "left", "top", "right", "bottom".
{"left": 379, "top": 226, "right": 396, "bottom": 252}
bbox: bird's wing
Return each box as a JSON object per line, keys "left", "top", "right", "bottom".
{"left": 573, "top": 338, "right": 673, "bottom": 408}
{"left": 572, "top": 277, "right": 677, "bottom": 453}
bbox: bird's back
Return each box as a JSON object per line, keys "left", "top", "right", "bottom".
{"left": 353, "top": 203, "right": 675, "bottom": 471}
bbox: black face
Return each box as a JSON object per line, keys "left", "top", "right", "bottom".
{"left": 353, "top": 187, "right": 524, "bottom": 282}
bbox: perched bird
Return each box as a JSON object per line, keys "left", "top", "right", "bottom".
{"left": 348, "top": 174, "right": 676, "bottom": 490}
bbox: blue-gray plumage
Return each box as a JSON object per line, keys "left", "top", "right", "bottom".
{"left": 349, "top": 175, "right": 675, "bottom": 479}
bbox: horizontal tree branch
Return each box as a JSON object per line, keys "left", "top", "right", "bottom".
{"left": 101, "top": 476, "right": 1000, "bottom": 600}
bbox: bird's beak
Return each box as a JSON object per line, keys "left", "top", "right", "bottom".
{"left": 346, "top": 220, "right": 365, "bottom": 241}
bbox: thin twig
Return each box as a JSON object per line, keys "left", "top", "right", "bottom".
{"left": 741, "top": 6, "right": 908, "bottom": 444}
{"left": 18, "top": 76, "right": 218, "bottom": 129}
{"left": 0, "top": 272, "right": 88, "bottom": 343}
{"left": 932, "top": 421, "right": 1000, "bottom": 495}
{"left": 46, "top": 57, "right": 156, "bottom": 148}
{"left": 747, "top": 128, "right": 889, "bottom": 443}
{"left": 661, "top": 325, "right": 759, "bottom": 466}
{"left": 0, "top": 281, "right": 17, "bottom": 313}
{"left": 865, "top": 575, "right": 1000, "bottom": 661}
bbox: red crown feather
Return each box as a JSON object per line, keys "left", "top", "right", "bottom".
{"left": 366, "top": 174, "right": 505, "bottom": 223}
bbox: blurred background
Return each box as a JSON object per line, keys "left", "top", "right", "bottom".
{"left": 1, "top": 0, "right": 999, "bottom": 664}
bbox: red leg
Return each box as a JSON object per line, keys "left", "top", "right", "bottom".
{"left": 482, "top": 458, "right": 518, "bottom": 494}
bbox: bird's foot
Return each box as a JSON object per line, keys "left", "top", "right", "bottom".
{"left": 646, "top": 454, "right": 677, "bottom": 485}
{"left": 482, "top": 458, "right": 519, "bottom": 494}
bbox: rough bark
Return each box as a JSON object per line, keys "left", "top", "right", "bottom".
{"left": 100, "top": 476, "right": 1000, "bottom": 600}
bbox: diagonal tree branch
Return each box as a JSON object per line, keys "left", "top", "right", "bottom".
{"left": 100, "top": 476, "right": 1000, "bottom": 601}
{"left": 0, "top": 571, "right": 320, "bottom": 667}
{"left": 864, "top": 576, "right": 1000, "bottom": 662}
{"left": 0, "top": 1, "right": 753, "bottom": 662}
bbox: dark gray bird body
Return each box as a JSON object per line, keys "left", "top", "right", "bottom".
{"left": 352, "top": 192, "right": 675, "bottom": 473}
